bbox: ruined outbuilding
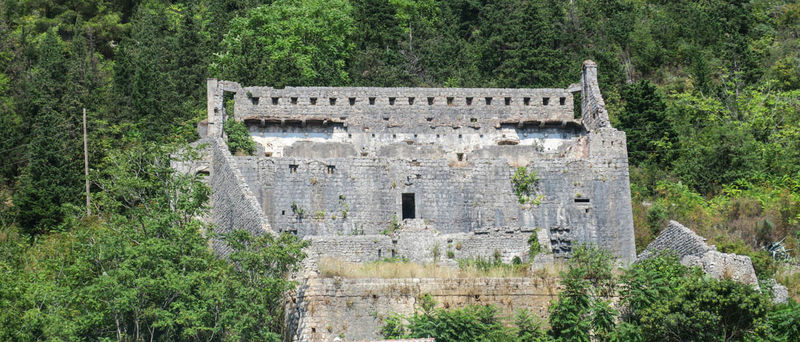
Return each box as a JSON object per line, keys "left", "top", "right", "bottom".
{"left": 197, "top": 61, "right": 637, "bottom": 341}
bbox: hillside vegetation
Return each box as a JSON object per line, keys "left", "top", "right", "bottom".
{"left": 0, "top": 0, "right": 798, "bottom": 340}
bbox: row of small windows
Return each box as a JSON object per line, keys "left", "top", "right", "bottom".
{"left": 251, "top": 96, "right": 567, "bottom": 106}
{"left": 288, "top": 164, "right": 336, "bottom": 174}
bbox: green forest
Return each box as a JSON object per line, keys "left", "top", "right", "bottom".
{"left": 0, "top": 0, "right": 798, "bottom": 340}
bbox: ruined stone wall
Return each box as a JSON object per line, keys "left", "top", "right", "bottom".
{"left": 638, "top": 221, "right": 713, "bottom": 259}
{"left": 580, "top": 60, "right": 611, "bottom": 131}
{"left": 209, "top": 138, "right": 274, "bottom": 254}
{"left": 285, "top": 277, "right": 560, "bottom": 342}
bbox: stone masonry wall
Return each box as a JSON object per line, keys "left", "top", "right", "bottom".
{"left": 305, "top": 228, "right": 534, "bottom": 264}
{"left": 210, "top": 138, "right": 274, "bottom": 254}
{"left": 285, "top": 277, "right": 560, "bottom": 342}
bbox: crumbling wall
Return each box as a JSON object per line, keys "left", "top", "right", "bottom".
{"left": 210, "top": 138, "right": 274, "bottom": 254}
{"left": 638, "top": 221, "right": 758, "bottom": 286}
{"left": 580, "top": 60, "right": 611, "bottom": 131}
{"left": 638, "top": 221, "right": 713, "bottom": 259}
{"left": 285, "top": 277, "right": 560, "bottom": 342}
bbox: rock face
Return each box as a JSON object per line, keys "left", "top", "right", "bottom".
{"left": 638, "top": 221, "right": 759, "bottom": 286}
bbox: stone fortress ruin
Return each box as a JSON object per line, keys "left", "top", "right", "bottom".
{"left": 194, "top": 61, "right": 637, "bottom": 341}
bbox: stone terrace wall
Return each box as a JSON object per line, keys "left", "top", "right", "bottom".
{"left": 285, "top": 277, "right": 560, "bottom": 342}
{"left": 210, "top": 138, "right": 274, "bottom": 254}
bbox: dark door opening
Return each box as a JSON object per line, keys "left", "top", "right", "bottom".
{"left": 402, "top": 193, "right": 415, "bottom": 219}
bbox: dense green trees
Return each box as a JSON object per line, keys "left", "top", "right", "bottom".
{"left": 212, "top": 0, "right": 354, "bottom": 87}
{"left": 1, "top": 143, "right": 307, "bottom": 341}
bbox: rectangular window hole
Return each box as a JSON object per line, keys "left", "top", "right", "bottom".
{"left": 271, "top": 97, "right": 279, "bottom": 105}
{"left": 466, "top": 97, "right": 473, "bottom": 105}
{"left": 289, "top": 164, "right": 298, "bottom": 173}
{"left": 523, "top": 97, "right": 530, "bottom": 105}
{"left": 282, "top": 210, "right": 285, "bottom": 215}
{"left": 389, "top": 97, "right": 396, "bottom": 105}
{"left": 559, "top": 97, "right": 566, "bottom": 105}
{"left": 361, "top": 152, "right": 368, "bottom": 156}
{"left": 329, "top": 98, "right": 337, "bottom": 105}
{"left": 574, "top": 198, "right": 590, "bottom": 203}
{"left": 456, "top": 153, "right": 464, "bottom": 161}
{"left": 504, "top": 97, "right": 511, "bottom": 105}
{"left": 542, "top": 97, "right": 550, "bottom": 105}
{"left": 349, "top": 97, "right": 356, "bottom": 105}
{"left": 447, "top": 97, "right": 454, "bottom": 105}
{"left": 251, "top": 97, "right": 260, "bottom": 105}
{"left": 427, "top": 97, "right": 435, "bottom": 105}
{"left": 383, "top": 117, "right": 390, "bottom": 121}
{"left": 310, "top": 97, "right": 317, "bottom": 105}
{"left": 458, "top": 134, "right": 462, "bottom": 139}
{"left": 369, "top": 97, "right": 376, "bottom": 105}
{"left": 348, "top": 133, "right": 352, "bottom": 138}
{"left": 327, "top": 165, "right": 335, "bottom": 174}
{"left": 408, "top": 97, "right": 415, "bottom": 105}
{"left": 291, "top": 97, "right": 298, "bottom": 104}
{"left": 402, "top": 193, "right": 415, "bottom": 219}
{"left": 470, "top": 117, "right": 477, "bottom": 123}
{"left": 485, "top": 97, "right": 492, "bottom": 105}
{"left": 265, "top": 152, "right": 272, "bottom": 157}
{"left": 426, "top": 117, "right": 433, "bottom": 122}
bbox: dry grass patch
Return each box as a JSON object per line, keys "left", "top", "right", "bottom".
{"left": 318, "top": 257, "right": 560, "bottom": 279}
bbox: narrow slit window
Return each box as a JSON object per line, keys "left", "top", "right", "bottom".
{"left": 504, "top": 97, "right": 511, "bottom": 105}
{"left": 272, "top": 97, "right": 279, "bottom": 105}
{"left": 349, "top": 97, "right": 356, "bottom": 105}
{"left": 389, "top": 97, "right": 396, "bottom": 105}
{"left": 559, "top": 97, "right": 566, "bottom": 105}
{"left": 329, "top": 98, "right": 337, "bottom": 105}
{"left": 408, "top": 97, "right": 415, "bottom": 105}
{"left": 427, "top": 97, "right": 435, "bottom": 105}
{"left": 291, "top": 97, "right": 298, "bottom": 104}
{"left": 485, "top": 97, "right": 492, "bottom": 105}
{"left": 574, "top": 198, "right": 590, "bottom": 203}
{"left": 542, "top": 97, "right": 550, "bottom": 105}
{"left": 369, "top": 97, "right": 376, "bottom": 105}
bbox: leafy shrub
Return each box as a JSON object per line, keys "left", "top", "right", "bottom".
{"left": 224, "top": 118, "right": 256, "bottom": 155}
{"left": 512, "top": 167, "right": 542, "bottom": 204}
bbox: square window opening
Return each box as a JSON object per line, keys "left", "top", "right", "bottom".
{"left": 542, "top": 97, "right": 550, "bottom": 106}
{"left": 559, "top": 97, "right": 566, "bottom": 105}
{"left": 271, "top": 97, "right": 279, "bottom": 105}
